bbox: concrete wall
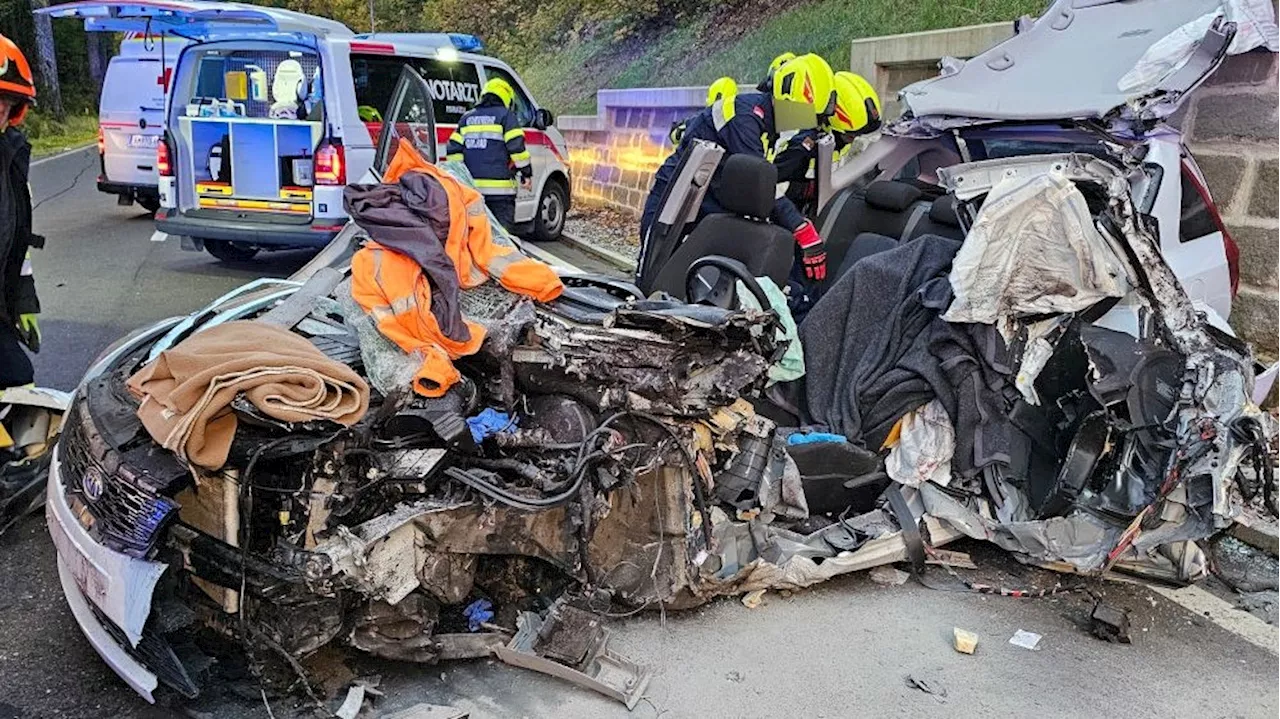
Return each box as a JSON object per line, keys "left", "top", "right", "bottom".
{"left": 1178, "top": 48, "right": 1280, "bottom": 359}
{"left": 559, "top": 87, "right": 711, "bottom": 215}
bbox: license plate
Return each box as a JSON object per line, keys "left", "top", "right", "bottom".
{"left": 128, "top": 134, "right": 159, "bottom": 149}
{"left": 47, "top": 500, "right": 108, "bottom": 606}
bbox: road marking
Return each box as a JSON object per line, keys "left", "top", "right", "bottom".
{"left": 1149, "top": 583, "right": 1278, "bottom": 655}
{"left": 31, "top": 143, "right": 94, "bottom": 167}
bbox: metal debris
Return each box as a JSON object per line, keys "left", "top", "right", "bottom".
{"left": 1090, "top": 601, "right": 1132, "bottom": 644}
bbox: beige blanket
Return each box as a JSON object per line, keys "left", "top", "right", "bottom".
{"left": 127, "top": 320, "right": 369, "bottom": 470}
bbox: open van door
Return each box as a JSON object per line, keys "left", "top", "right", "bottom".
{"left": 37, "top": 0, "right": 351, "bottom": 38}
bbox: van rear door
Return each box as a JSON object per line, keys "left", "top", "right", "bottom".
{"left": 99, "top": 50, "right": 170, "bottom": 187}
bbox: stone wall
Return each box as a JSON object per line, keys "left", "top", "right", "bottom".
{"left": 1176, "top": 48, "right": 1279, "bottom": 359}
{"left": 559, "top": 87, "right": 711, "bottom": 215}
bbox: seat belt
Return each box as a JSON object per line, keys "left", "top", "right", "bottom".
{"left": 898, "top": 202, "right": 929, "bottom": 243}
{"left": 886, "top": 484, "right": 927, "bottom": 575}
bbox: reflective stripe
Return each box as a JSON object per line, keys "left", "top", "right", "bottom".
{"left": 510, "top": 150, "right": 531, "bottom": 167}
{"left": 460, "top": 124, "right": 504, "bottom": 141}
{"left": 448, "top": 132, "right": 462, "bottom": 145}
{"left": 446, "top": 153, "right": 464, "bottom": 162}
{"left": 503, "top": 128, "right": 525, "bottom": 142}
{"left": 20, "top": 250, "right": 32, "bottom": 277}
{"left": 475, "top": 178, "right": 516, "bottom": 190}
{"left": 711, "top": 98, "right": 736, "bottom": 130}
{"left": 487, "top": 249, "right": 520, "bottom": 277}
{"left": 466, "top": 199, "right": 487, "bottom": 217}
{"left": 371, "top": 248, "right": 385, "bottom": 287}
{"left": 476, "top": 185, "right": 517, "bottom": 196}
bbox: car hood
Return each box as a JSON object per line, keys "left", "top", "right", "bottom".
{"left": 893, "top": 0, "right": 1278, "bottom": 134}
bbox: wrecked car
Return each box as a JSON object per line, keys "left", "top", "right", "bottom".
{"left": 45, "top": 0, "right": 1279, "bottom": 709}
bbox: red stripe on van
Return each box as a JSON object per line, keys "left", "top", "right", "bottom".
{"left": 351, "top": 41, "right": 396, "bottom": 55}
{"left": 434, "top": 124, "right": 565, "bottom": 163}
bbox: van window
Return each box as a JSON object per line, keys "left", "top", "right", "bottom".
{"left": 482, "top": 66, "right": 535, "bottom": 127}
{"left": 183, "top": 47, "right": 321, "bottom": 121}
{"left": 415, "top": 59, "right": 482, "bottom": 125}
{"left": 352, "top": 55, "right": 481, "bottom": 126}
{"left": 102, "top": 58, "right": 167, "bottom": 114}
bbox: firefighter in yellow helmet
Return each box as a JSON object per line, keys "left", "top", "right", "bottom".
{"left": 0, "top": 35, "right": 41, "bottom": 387}
{"left": 774, "top": 70, "right": 881, "bottom": 215}
{"left": 669, "top": 76, "right": 740, "bottom": 146}
{"left": 642, "top": 53, "right": 836, "bottom": 281}
{"left": 446, "top": 77, "right": 532, "bottom": 232}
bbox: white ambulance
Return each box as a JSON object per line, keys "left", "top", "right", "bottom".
{"left": 45, "top": 1, "right": 573, "bottom": 262}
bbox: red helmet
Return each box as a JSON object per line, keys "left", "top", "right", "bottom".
{"left": 0, "top": 34, "right": 36, "bottom": 126}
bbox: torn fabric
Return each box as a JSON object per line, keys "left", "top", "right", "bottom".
{"left": 885, "top": 399, "right": 955, "bottom": 487}
{"left": 942, "top": 173, "right": 1128, "bottom": 341}
{"left": 736, "top": 277, "right": 805, "bottom": 384}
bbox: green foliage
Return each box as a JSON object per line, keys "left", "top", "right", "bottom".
{"left": 22, "top": 110, "right": 96, "bottom": 156}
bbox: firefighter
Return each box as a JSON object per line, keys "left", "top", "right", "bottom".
{"left": 0, "top": 35, "right": 41, "bottom": 389}
{"left": 445, "top": 77, "right": 532, "bottom": 232}
{"left": 774, "top": 70, "right": 882, "bottom": 214}
{"left": 756, "top": 51, "right": 796, "bottom": 92}
{"left": 668, "top": 76, "right": 739, "bottom": 146}
{"left": 641, "top": 54, "right": 836, "bottom": 281}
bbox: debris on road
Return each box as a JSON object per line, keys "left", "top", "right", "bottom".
{"left": 381, "top": 703, "right": 470, "bottom": 719}
{"left": 1008, "top": 629, "right": 1043, "bottom": 651}
{"left": 741, "top": 589, "right": 767, "bottom": 609}
{"left": 953, "top": 628, "right": 979, "bottom": 655}
{"left": 1090, "top": 601, "right": 1133, "bottom": 644}
{"left": 904, "top": 673, "right": 948, "bottom": 701}
{"left": 869, "top": 566, "right": 910, "bottom": 586}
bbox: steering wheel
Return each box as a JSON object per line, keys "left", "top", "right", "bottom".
{"left": 685, "top": 256, "right": 772, "bottom": 310}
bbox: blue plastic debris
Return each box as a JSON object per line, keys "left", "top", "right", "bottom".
{"left": 787, "top": 432, "right": 847, "bottom": 446}
{"left": 463, "top": 598, "right": 494, "bottom": 632}
{"left": 466, "top": 408, "right": 517, "bottom": 444}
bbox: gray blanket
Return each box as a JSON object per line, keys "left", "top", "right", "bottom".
{"left": 800, "top": 234, "right": 1012, "bottom": 476}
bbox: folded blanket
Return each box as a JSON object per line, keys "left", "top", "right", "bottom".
{"left": 127, "top": 321, "right": 370, "bottom": 470}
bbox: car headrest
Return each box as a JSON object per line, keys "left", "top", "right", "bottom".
{"left": 929, "top": 195, "right": 961, "bottom": 227}
{"left": 715, "top": 154, "right": 778, "bottom": 218}
{"left": 864, "top": 181, "right": 922, "bottom": 211}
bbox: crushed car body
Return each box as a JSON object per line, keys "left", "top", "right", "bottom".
{"left": 43, "top": 0, "right": 1279, "bottom": 708}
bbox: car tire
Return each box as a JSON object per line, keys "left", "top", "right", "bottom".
{"left": 204, "top": 239, "right": 260, "bottom": 263}
{"left": 531, "top": 179, "right": 568, "bottom": 242}
{"left": 137, "top": 195, "right": 161, "bottom": 214}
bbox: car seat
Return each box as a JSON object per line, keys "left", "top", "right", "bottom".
{"left": 270, "top": 59, "right": 307, "bottom": 120}
{"left": 647, "top": 154, "right": 795, "bottom": 302}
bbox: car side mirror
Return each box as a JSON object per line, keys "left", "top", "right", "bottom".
{"left": 533, "top": 108, "right": 554, "bottom": 130}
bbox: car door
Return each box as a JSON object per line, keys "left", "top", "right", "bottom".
{"left": 370, "top": 65, "right": 440, "bottom": 178}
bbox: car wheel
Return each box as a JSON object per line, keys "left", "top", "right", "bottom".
{"left": 204, "top": 239, "right": 260, "bottom": 263}
{"left": 531, "top": 180, "right": 567, "bottom": 242}
{"left": 137, "top": 195, "right": 161, "bottom": 213}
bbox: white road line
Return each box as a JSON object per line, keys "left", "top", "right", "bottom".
{"left": 1150, "top": 584, "right": 1278, "bottom": 655}
{"left": 31, "top": 142, "right": 94, "bottom": 167}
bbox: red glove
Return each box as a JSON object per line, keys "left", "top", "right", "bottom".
{"left": 793, "top": 221, "right": 827, "bottom": 282}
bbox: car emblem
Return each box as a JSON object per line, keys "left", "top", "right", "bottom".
{"left": 81, "top": 468, "right": 105, "bottom": 502}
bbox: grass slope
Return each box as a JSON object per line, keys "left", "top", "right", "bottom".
{"left": 520, "top": 0, "right": 1044, "bottom": 114}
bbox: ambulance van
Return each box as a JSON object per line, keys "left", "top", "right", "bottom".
{"left": 45, "top": 1, "right": 572, "bottom": 262}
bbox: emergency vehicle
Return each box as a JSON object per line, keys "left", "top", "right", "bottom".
{"left": 45, "top": 1, "right": 572, "bottom": 262}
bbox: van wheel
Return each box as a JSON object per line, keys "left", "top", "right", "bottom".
{"left": 137, "top": 196, "right": 161, "bottom": 213}
{"left": 532, "top": 180, "right": 567, "bottom": 242}
{"left": 205, "top": 240, "right": 260, "bottom": 263}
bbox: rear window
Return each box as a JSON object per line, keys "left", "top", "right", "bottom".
{"left": 351, "top": 54, "right": 481, "bottom": 126}
{"left": 184, "top": 47, "right": 322, "bottom": 121}
{"left": 1178, "top": 166, "right": 1218, "bottom": 243}
{"left": 969, "top": 139, "right": 1109, "bottom": 160}
{"left": 102, "top": 58, "right": 167, "bottom": 114}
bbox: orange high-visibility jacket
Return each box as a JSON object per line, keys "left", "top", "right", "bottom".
{"left": 351, "top": 139, "right": 563, "bottom": 397}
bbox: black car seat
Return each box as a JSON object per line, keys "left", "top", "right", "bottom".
{"left": 902, "top": 193, "right": 965, "bottom": 242}
{"left": 648, "top": 154, "right": 794, "bottom": 301}
{"left": 817, "top": 180, "right": 931, "bottom": 291}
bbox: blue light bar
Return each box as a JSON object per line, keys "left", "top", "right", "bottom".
{"left": 447, "top": 33, "right": 484, "bottom": 53}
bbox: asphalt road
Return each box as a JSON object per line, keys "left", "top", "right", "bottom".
{"left": 0, "top": 146, "right": 1276, "bottom": 719}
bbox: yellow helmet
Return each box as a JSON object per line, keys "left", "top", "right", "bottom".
{"left": 481, "top": 77, "right": 515, "bottom": 108}
{"left": 706, "top": 76, "right": 738, "bottom": 106}
{"left": 771, "top": 54, "right": 835, "bottom": 133}
{"left": 768, "top": 52, "right": 797, "bottom": 76}
{"left": 830, "top": 71, "right": 882, "bottom": 135}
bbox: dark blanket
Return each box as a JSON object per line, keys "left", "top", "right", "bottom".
{"left": 799, "top": 234, "right": 1012, "bottom": 476}
{"left": 345, "top": 173, "right": 467, "bottom": 341}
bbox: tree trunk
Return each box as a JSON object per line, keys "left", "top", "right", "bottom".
{"left": 87, "top": 32, "right": 110, "bottom": 91}
{"left": 28, "top": 0, "right": 63, "bottom": 120}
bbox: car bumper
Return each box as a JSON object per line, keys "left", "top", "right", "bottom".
{"left": 45, "top": 443, "right": 167, "bottom": 703}
{"left": 155, "top": 209, "right": 341, "bottom": 248}
{"left": 97, "top": 180, "right": 157, "bottom": 198}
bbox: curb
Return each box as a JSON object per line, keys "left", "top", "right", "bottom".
{"left": 559, "top": 232, "right": 638, "bottom": 272}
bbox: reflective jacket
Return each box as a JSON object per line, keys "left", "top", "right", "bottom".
{"left": 445, "top": 96, "right": 532, "bottom": 197}
{"left": 641, "top": 92, "right": 806, "bottom": 238}
{"left": 0, "top": 128, "right": 39, "bottom": 325}
{"left": 352, "top": 139, "right": 562, "bottom": 397}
